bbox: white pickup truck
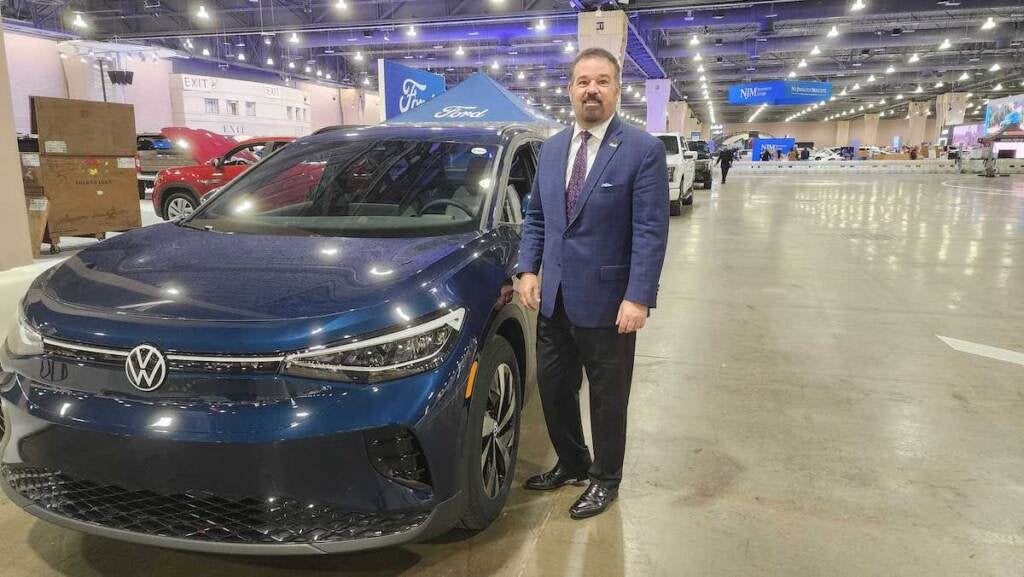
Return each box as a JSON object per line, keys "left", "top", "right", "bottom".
{"left": 653, "top": 132, "right": 697, "bottom": 215}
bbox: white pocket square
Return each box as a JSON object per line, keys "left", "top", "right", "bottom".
{"left": 601, "top": 182, "right": 614, "bottom": 188}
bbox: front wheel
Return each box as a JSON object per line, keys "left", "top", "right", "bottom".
{"left": 458, "top": 335, "right": 522, "bottom": 530}
{"left": 163, "top": 191, "right": 198, "bottom": 221}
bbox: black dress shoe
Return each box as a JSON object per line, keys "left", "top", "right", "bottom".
{"left": 569, "top": 482, "right": 618, "bottom": 519}
{"left": 524, "top": 462, "right": 589, "bottom": 491}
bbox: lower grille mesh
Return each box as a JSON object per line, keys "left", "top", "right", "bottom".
{"left": 2, "top": 465, "right": 429, "bottom": 545}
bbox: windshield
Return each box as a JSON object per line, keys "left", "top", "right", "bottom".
{"left": 658, "top": 136, "right": 680, "bottom": 155}
{"left": 189, "top": 138, "right": 498, "bottom": 238}
{"left": 687, "top": 141, "right": 709, "bottom": 154}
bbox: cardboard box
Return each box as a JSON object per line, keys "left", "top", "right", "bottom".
{"left": 37, "top": 156, "right": 141, "bottom": 237}
{"left": 31, "top": 97, "right": 136, "bottom": 157}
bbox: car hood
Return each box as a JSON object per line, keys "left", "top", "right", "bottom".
{"left": 39, "top": 223, "right": 479, "bottom": 323}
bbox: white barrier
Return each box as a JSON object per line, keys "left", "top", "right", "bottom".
{"left": 730, "top": 159, "right": 1024, "bottom": 175}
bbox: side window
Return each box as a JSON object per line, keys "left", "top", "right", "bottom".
{"left": 501, "top": 143, "right": 537, "bottom": 226}
{"left": 225, "top": 144, "right": 266, "bottom": 166}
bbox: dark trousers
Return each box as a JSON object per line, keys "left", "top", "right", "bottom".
{"left": 536, "top": 291, "right": 636, "bottom": 489}
{"left": 720, "top": 163, "right": 731, "bottom": 182}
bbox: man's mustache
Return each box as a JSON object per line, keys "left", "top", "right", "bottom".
{"left": 582, "top": 96, "right": 602, "bottom": 103}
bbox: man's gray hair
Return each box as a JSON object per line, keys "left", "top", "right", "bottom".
{"left": 570, "top": 47, "right": 621, "bottom": 83}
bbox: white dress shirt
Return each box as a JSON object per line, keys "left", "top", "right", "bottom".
{"left": 565, "top": 115, "right": 614, "bottom": 188}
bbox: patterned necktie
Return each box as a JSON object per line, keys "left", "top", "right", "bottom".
{"left": 565, "top": 131, "right": 592, "bottom": 217}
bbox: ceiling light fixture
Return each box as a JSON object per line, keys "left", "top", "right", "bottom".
{"left": 456, "top": 45, "right": 465, "bottom": 56}
{"left": 867, "top": 74, "right": 877, "bottom": 82}
{"left": 934, "top": 81, "right": 944, "bottom": 88}
{"left": 788, "top": 71, "right": 797, "bottom": 78}
{"left": 798, "top": 58, "right": 807, "bottom": 68}
{"left": 810, "top": 45, "right": 821, "bottom": 56}
{"left": 237, "top": 53, "right": 246, "bottom": 61}
{"left": 989, "top": 62, "right": 1001, "bottom": 72}
{"left": 72, "top": 12, "right": 88, "bottom": 29}
{"left": 827, "top": 26, "right": 839, "bottom": 38}
{"left": 564, "top": 42, "right": 575, "bottom": 53}
{"left": 939, "top": 38, "right": 951, "bottom": 50}
{"left": 288, "top": 61, "right": 295, "bottom": 69}
{"left": 959, "top": 71, "right": 970, "bottom": 81}
{"left": 289, "top": 32, "right": 299, "bottom": 43}
{"left": 980, "top": 17, "right": 996, "bottom": 30}
{"left": 885, "top": 65, "right": 895, "bottom": 74}
{"left": 914, "top": 85, "right": 923, "bottom": 93}
{"left": 202, "top": 48, "right": 210, "bottom": 56}
{"left": 406, "top": 25, "right": 417, "bottom": 37}
{"left": 994, "top": 83, "right": 1004, "bottom": 90}
{"left": 196, "top": 5, "right": 210, "bottom": 19}
{"left": 851, "top": 0, "right": 866, "bottom": 11}
{"left": 908, "top": 53, "right": 919, "bottom": 63}
{"left": 690, "top": 35, "right": 700, "bottom": 46}
{"left": 536, "top": 19, "right": 547, "bottom": 31}
{"left": 266, "top": 57, "right": 274, "bottom": 65}
{"left": 693, "top": 52, "right": 703, "bottom": 62}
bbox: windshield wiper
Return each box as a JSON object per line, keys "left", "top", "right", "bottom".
{"left": 175, "top": 220, "right": 214, "bottom": 232}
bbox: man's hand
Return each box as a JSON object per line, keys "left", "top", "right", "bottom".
{"left": 518, "top": 273, "right": 541, "bottom": 311}
{"left": 616, "top": 300, "right": 649, "bottom": 334}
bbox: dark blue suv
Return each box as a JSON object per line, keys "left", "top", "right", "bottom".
{"left": 0, "top": 124, "right": 544, "bottom": 554}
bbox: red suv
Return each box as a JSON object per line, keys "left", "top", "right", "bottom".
{"left": 153, "top": 134, "right": 294, "bottom": 220}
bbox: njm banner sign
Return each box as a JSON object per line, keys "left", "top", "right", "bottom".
{"left": 377, "top": 60, "right": 446, "bottom": 121}
{"left": 728, "top": 81, "right": 832, "bottom": 106}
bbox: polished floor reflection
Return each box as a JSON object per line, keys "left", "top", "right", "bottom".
{"left": 1, "top": 174, "right": 1022, "bottom": 576}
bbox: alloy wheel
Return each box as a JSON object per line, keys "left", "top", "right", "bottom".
{"left": 480, "top": 363, "right": 517, "bottom": 499}
{"left": 167, "top": 198, "right": 195, "bottom": 220}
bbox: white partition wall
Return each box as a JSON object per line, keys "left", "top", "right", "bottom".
{"left": 169, "top": 73, "right": 312, "bottom": 137}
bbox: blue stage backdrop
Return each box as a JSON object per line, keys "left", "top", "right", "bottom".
{"left": 377, "top": 60, "right": 446, "bottom": 120}
{"left": 751, "top": 138, "right": 796, "bottom": 161}
{"left": 728, "top": 81, "right": 832, "bottom": 105}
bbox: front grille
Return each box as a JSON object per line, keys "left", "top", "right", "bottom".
{"left": 43, "top": 339, "right": 283, "bottom": 375}
{"left": 44, "top": 342, "right": 125, "bottom": 365}
{"left": 2, "top": 465, "right": 429, "bottom": 545}
{"left": 365, "top": 426, "right": 432, "bottom": 492}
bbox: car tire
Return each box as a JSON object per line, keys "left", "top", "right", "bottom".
{"left": 458, "top": 335, "right": 522, "bottom": 531}
{"left": 162, "top": 190, "right": 198, "bottom": 221}
{"left": 682, "top": 191, "right": 694, "bottom": 206}
{"left": 669, "top": 198, "right": 682, "bottom": 216}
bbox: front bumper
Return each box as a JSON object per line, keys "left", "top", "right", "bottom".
{"left": 0, "top": 338, "right": 475, "bottom": 554}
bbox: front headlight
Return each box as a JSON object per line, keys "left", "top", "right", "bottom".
{"left": 5, "top": 306, "right": 43, "bottom": 358}
{"left": 282, "top": 308, "right": 466, "bottom": 383}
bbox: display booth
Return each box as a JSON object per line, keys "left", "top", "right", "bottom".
{"left": 388, "top": 73, "right": 562, "bottom": 134}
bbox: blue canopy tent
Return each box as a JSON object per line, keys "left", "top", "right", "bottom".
{"left": 388, "top": 73, "right": 562, "bottom": 129}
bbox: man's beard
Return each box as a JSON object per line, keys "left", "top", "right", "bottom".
{"left": 577, "top": 98, "right": 605, "bottom": 122}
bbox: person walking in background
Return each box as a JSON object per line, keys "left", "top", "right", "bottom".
{"left": 516, "top": 47, "right": 669, "bottom": 520}
{"left": 760, "top": 148, "right": 772, "bottom": 162}
{"left": 716, "top": 147, "right": 735, "bottom": 183}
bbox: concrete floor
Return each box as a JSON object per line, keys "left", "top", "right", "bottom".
{"left": 1, "top": 174, "right": 1023, "bottom": 576}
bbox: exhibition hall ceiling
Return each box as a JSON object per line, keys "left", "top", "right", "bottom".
{"left": 3, "top": 0, "right": 1022, "bottom": 123}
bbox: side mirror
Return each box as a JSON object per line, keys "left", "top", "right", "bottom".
{"left": 682, "top": 151, "right": 697, "bottom": 160}
{"left": 211, "top": 157, "right": 225, "bottom": 169}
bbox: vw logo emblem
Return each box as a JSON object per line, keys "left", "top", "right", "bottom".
{"left": 125, "top": 344, "right": 167, "bottom": 392}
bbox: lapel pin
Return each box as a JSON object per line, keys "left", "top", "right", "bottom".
{"left": 609, "top": 141, "right": 620, "bottom": 148}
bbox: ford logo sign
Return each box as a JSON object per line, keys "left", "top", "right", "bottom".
{"left": 433, "top": 105, "right": 489, "bottom": 119}
{"left": 399, "top": 78, "right": 429, "bottom": 113}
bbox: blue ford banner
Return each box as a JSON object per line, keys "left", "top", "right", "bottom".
{"left": 378, "top": 60, "right": 446, "bottom": 121}
{"left": 751, "top": 138, "right": 796, "bottom": 161}
{"left": 389, "top": 73, "right": 559, "bottom": 126}
{"left": 728, "top": 81, "right": 832, "bottom": 105}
